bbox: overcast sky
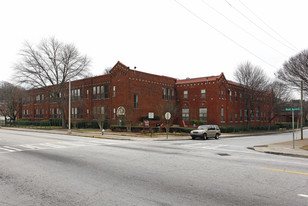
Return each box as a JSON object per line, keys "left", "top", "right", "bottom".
{"left": 1, "top": 0, "right": 308, "bottom": 83}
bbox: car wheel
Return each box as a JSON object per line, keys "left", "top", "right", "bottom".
{"left": 215, "top": 134, "right": 219, "bottom": 139}
{"left": 192, "top": 136, "right": 196, "bottom": 140}
{"left": 203, "top": 133, "right": 208, "bottom": 140}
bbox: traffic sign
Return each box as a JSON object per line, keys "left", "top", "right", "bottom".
{"left": 285, "top": 107, "right": 300, "bottom": 112}
{"left": 165, "top": 112, "right": 171, "bottom": 120}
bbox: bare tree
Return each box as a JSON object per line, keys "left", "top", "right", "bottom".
{"left": 122, "top": 105, "right": 134, "bottom": 132}
{"left": 0, "top": 82, "right": 25, "bottom": 125}
{"left": 103, "top": 67, "right": 112, "bottom": 75}
{"left": 234, "top": 62, "right": 270, "bottom": 126}
{"left": 93, "top": 106, "right": 107, "bottom": 130}
{"left": 266, "top": 80, "right": 292, "bottom": 126}
{"left": 156, "top": 103, "right": 177, "bottom": 132}
{"left": 14, "top": 37, "right": 91, "bottom": 128}
{"left": 277, "top": 50, "right": 308, "bottom": 94}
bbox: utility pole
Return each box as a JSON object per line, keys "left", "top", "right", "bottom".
{"left": 301, "top": 81, "right": 303, "bottom": 140}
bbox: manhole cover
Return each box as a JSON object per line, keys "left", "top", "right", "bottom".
{"left": 217, "top": 153, "right": 231, "bottom": 156}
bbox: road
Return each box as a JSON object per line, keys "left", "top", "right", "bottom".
{"left": 0, "top": 129, "right": 307, "bottom": 206}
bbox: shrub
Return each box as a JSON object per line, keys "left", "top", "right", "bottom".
{"left": 49, "top": 118, "right": 62, "bottom": 126}
{"left": 40, "top": 120, "right": 51, "bottom": 127}
{"left": 140, "top": 115, "right": 160, "bottom": 121}
{"left": 76, "top": 120, "right": 88, "bottom": 129}
{"left": 91, "top": 120, "right": 99, "bottom": 129}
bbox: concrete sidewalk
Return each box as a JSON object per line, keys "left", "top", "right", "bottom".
{"left": 251, "top": 139, "right": 308, "bottom": 158}
{"left": 2, "top": 127, "right": 308, "bottom": 158}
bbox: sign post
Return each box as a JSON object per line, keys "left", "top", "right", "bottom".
{"left": 165, "top": 112, "right": 171, "bottom": 139}
{"left": 148, "top": 112, "right": 154, "bottom": 137}
{"left": 285, "top": 107, "right": 300, "bottom": 149}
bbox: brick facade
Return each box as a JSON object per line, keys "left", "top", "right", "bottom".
{"left": 21, "top": 61, "right": 273, "bottom": 127}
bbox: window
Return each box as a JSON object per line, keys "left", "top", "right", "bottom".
{"left": 235, "top": 92, "right": 237, "bottom": 102}
{"left": 256, "top": 107, "right": 260, "bottom": 121}
{"left": 245, "top": 109, "right": 248, "bottom": 121}
{"left": 35, "top": 94, "right": 44, "bottom": 104}
{"left": 87, "top": 89, "right": 89, "bottom": 99}
{"left": 113, "top": 108, "right": 116, "bottom": 119}
{"left": 235, "top": 114, "right": 238, "bottom": 122}
{"left": 167, "top": 88, "right": 170, "bottom": 100}
{"left": 72, "top": 107, "right": 83, "bottom": 119}
{"left": 171, "top": 88, "right": 175, "bottom": 100}
{"left": 93, "top": 106, "right": 104, "bottom": 119}
{"left": 221, "top": 108, "right": 224, "bottom": 122}
{"left": 201, "top": 89, "right": 206, "bottom": 98}
{"left": 97, "top": 86, "right": 100, "bottom": 98}
{"left": 162, "top": 87, "right": 166, "bottom": 100}
{"left": 199, "top": 108, "right": 207, "bottom": 121}
{"left": 93, "top": 87, "right": 96, "bottom": 99}
{"left": 104, "top": 85, "right": 109, "bottom": 99}
{"left": 87, "top": 109, "right": 89, "bottom": 119}
{"left": 34, "top": 109, "right": 44, "bottom": 119}
{"left": 101, "top": 86, "right": 104, "bottom": 99}
{"left": 113, "top": 86, "right": 116, "bottom": 97}
{"left": 182, "top": 108, "right": 189, "bottom": 121}
{"left": 240, "top": 93, "right": 242, "bottom": 103}
{"left": 229, "top": 90, "right": 232, "bottom": 101}
{"left": 23, "top": 110, "right": 29, "bottom": 118}
{"left": 251, "top": 109, "right": 254, "bottom": 121}
{"left": 134, "top": 94, "right": 138, "bottom": 109}
{"left": 72, "top": 88, "right": 82, "bottom": 101}
{"left": 183, "top": 90, "right": 188, "bottom": 99}
{"left": 230, "top": 113, "right": 232, "bottom": 122}
{"left": 36, "top": 95, "right": 40, "bottom": 102}
{"left": 93, "top": 107, "right": 96, "bottom": 117}
{"left": 240, "top": 110, "right": 243, "bottom": 121}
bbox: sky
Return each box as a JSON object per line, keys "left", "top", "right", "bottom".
{"left": 1, "top": 0, "right": 308, "bottom": 84}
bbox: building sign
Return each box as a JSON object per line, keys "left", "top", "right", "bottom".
{"left": 148, "top": 112, "right": 154, "bottom": 119}
{"left": 144, "top": 120, "right": 150, "bottom": 127}
{"left": 117, "top": 106, "right": 126, "bottom": 116}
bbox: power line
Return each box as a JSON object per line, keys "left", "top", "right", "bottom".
{"left": 238, "top": 0, "right": 298, "bottom": 51}
{"left": 173, "top": 0, "right": 279, "bottom": 69}
{"left": 201, "top": 0, "right": 288, "bottom": 58}
{"left": 224, "top": 0, "right": 297, "bottom": 53}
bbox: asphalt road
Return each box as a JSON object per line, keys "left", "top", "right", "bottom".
{"left": 0, "top": 129, "right": 307, "bottom": 206}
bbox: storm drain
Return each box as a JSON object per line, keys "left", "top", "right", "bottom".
{"left": 217, "top": 153, "right": 231, "bottom": 156}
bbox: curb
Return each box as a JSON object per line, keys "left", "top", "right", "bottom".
{"left": 248, "top": 146, "right": 308, "bottom": 159}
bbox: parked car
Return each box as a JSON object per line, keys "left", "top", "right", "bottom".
{"left": 190, "top": 125, "right": 221, "bottom": 140}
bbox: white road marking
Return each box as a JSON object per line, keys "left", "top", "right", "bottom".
{"left": 2, "top": 146, "right": 22, "bottom": 152}
{"left": 201, "top": 147, "right": 256, "bottom": 154}
{"left": 0, "top": 140, "right": 123, "bottom": 154}
{"left": 0, "top": 146, "right": 17, "bottom": 152}
{"left": 298, "top": 194, "right": 308, "bottom": 198}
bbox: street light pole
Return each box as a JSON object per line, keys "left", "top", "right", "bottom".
{"left": 300, "top": 81, "right": 303, "bottom": 140}
{"left": 68, "top": 80, "right": 72, "bottom": 135}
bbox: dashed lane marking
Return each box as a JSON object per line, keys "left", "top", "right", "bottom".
{"left": 298, "top": 194, "right": 308, "bottom": 198}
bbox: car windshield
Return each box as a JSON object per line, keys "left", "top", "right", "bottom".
{"left": 197, "top": 125, "right": 209, "bottom": 130}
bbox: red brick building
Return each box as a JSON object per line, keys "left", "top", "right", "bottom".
{"left": 21, "top": 61, "right": 273, "bottom": 127}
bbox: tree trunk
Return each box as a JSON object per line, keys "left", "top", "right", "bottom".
{"left": 59, "top": 103, "right": 66, "bottom": 129}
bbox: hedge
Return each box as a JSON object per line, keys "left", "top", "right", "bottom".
{"left": 110, "top": 125, "right": 193, "bottom": 133}
{"left": 140, "top": 115, "right": 160, "bottom": 121}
